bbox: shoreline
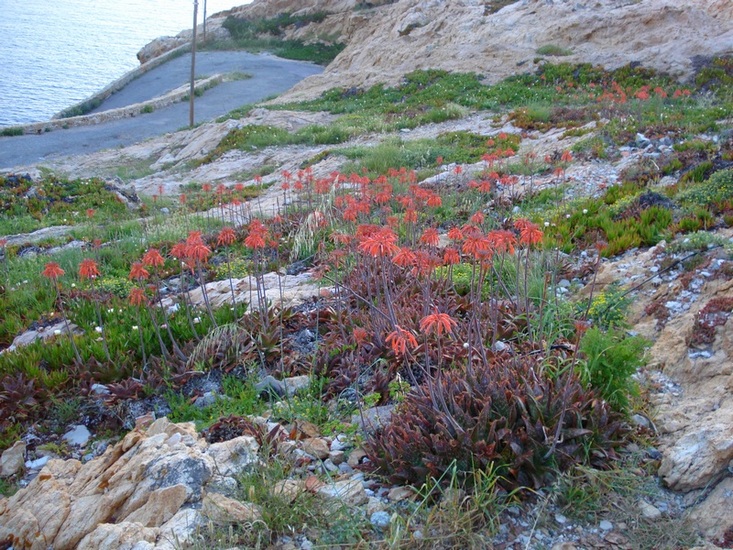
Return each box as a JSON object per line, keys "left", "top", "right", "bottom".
{"left": 1, "top": 42, "right": 194, "bottom": 135}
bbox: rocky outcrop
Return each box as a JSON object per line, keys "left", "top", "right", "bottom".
{"left": 260, "top": 0, "right": 733, "bottom": 101}
{"left": 0, "top": 418, "right": 259, "bottom": 550}
{"left": 593, "top": 233, "right": 733, "bottom": 541}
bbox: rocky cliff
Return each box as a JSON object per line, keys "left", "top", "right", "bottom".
{"left": 223, "top": 0, "right": 733, "bottom": 101}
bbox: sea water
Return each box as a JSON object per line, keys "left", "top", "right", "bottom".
{"left": 0, "top": 0, "right": 247, "bottom": 126}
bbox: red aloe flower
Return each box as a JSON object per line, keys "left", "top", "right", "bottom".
{"left": 244, "top": 220, "right": 267, "bottom": 250}
{"left": 419, "top": 309, "right": 457, "bottom": 336}
{"left": 469, "top": 211, "right": 485, "bottom": 225}
{"left": 420, "top": 228, "right": 440, "bottom": 247}
{"left": 78, "top": 258, "right": 100, "bottom": 280}
{"left": 385, "top": 326, "right": 418, "bottom": 356}
{"left": 170, "top": 242, "right": 189, "bottom": 260}
{"left": 129, "top": 262, "right": 150, "bottom": 281}
{"left": 488, "top": 230, "right": 516, "bottom": 255}
{"left": 443, "top": 247, "right": 460, "bottom": 265}
{"left": 447, "top": 227, "right": 464, "bottom": 241}
{"left": 186, "top": 231, "right": 211, "bottom": 262}
{"left": 42, "top": 262, "right": 65, "bottom": 280}
{"left": 358, "top": 226, "right": 400, "bottom": 258}
{"left": 462, "top": 233, "right": 491, "bottom": 259}
{"left": 217, "top": 227, "right": 236, "bottom": 247}
{"left": 142, "top": 248, "right": 165, "bottom": 268}
{"left": 353, "top": 327, "right": 369, "bottom": 346}
{"left": 392, "top": 247, "right": 417, "bottom": 268}
{"left": 128, "top": 287, "right": 147, "bottom": 306}
{"left": 514, "top": 219, "right": 544, "bottom": 247}
{"left": 426, "top": 194, "right": 442, "bottom": 208}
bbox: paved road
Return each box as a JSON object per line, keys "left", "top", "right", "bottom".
{"left": 0, "top": 51, "right": 322, "bottom": 170}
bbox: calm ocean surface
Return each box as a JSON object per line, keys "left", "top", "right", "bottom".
{"left": 0, "top": 0, "right": 248, "bottom": 126}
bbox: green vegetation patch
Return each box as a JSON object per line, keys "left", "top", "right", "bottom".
{"left": 221, "top": 13, "right": 345, "bottom": 65}
{"left": 0, "top": 173, "right": 134, "bottom": 236}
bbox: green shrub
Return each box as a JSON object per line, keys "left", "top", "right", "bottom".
{"left": 578, "top": 328, "right": 646, "bottom": 411}
{"left": 1, "top": 127, "right": 23, "bottom": 137}
{"left": 536, "top": 45, "right": 573, "bottom": 57}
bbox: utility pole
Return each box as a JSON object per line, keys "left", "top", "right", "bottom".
{"left": 189, "top": 0, "right": 198, "bottom": 128}
{"left": 203, "top": 0, "right": 207, "bottom": 42}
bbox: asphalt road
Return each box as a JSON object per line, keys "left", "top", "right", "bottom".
{"left": 0, "top": 51, "right": 323, "bottom": 170}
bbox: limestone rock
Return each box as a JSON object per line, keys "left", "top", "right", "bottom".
{"left": 264, "top": 0, "right": 733, "bottom": 103}
{"left": 659, "top": 425, "right": 733, "bottom": 491}
{"left": 122, "top": 484, "right": 188, "bottom": 527}
{"left": 76, "top": 522, "right": 158, "bottom": 550}
{"left": 272, "top": 479, "right": 305, "bottom": 502}
{"left": 202, "top": 492, "right": 263, "bottom": 525}
{"left": 154, "top": 508, "right": 204, "bottom": 550}
{"left": 301, "top": 438, "right": 330, "bottom": 460}
{"left": 0, "top": 440, "right": 26, "bottom": 477}
{"left": 0, "top": 418, "right": 258, "bottom": 550}
{"left": 317, "top": 479, "right": 368, "bottom": 506}
{"left": 207, "top": 435, "right": 260, "bottom": 476}
{"left": 688, "top": 477, "right": 733, "bottom": 540}
{"left": 136, "top": 37, "right": 188, "bottom": 65}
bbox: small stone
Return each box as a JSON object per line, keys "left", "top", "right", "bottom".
{"left": 638, "top": 499, "right": 662, "bottom": 520}
{"left": 273, "top": 479, "right": 305, "bottom": 502}
{"left": 329, "top": 450, "right": 345, "bottom": 465}
{"left": 555, "top": 513, "right": 568, "bottom": 524}
{"left": 366, "top": 496, "right": 387, "bottom": 515}
{"left": 90, "top": 384, "right": 110, "bottom": 396}
{"left": 347, "top": 448, "right": 367, "bottom": 468}
{"left": 202, "top": 493, "right": 262, "bottom": 525}
{"left": 330, "top": 436, "right": 348, "bottom": 452}
{"left": 301, "top": 438, "right": 330, "bottom": 460}
{"left": 193, "top": 391, "right": 218, "bottom": 408}
{"left": 282, "top": 375, "right": 311, "bottom": 397}
{"left": 25, "top": 455, "right": 50, "bottom": 470}
{"left": 0, "top": 441, "right": 26, "bottom": 477}
{"left": 631, "top": 414, "right": 652, "bottom": 429}
{"left": 370, "top": 511, "right": 391, "bottom": 529}
{"left": 255, "top": 375, "right": 284, "bottom": 397}
{"left": 317, "top": 479, "right": 368, "bottom": 506}
{"left": 322, "top": 459, "right": 339, "bottom": 473}
{"left": 551, "top": 543, "right": 577, "bottom": 550}
{"left": 599, "top": 520, "right": 613, "bottom": 531}
{"left": 63, "top": 425, "right": 91, "bottom": 447}
{"left": 387, "top": 486, "right": 414, "bottom": 502}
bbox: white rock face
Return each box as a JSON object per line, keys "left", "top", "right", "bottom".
{"left": 0, "top": 418, "right": 259, "bottom": 550}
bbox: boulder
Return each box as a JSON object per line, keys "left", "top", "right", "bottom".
{"left": 0, "top": 440, "right": 26, "bottom": 477}
{"left": 202, "top": 492, "right": 263, "bottom": 524}
{"left": 0, "top": 418, "right": 259, "bottom": 550}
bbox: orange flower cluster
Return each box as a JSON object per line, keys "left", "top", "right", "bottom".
{"left": 42, "top": 262, "right": 64, "bottom": 280}
{"left": 385, "top": 326, "right": 418, "bottom": 356}
{"left": 244, "top": 220, "right": 268, "bottom": 250}
{"left": 419, "top": 309, "right": 457, "bottom": 336}
{"left": 78, "top": 258, "right": 100, "bottom": 280}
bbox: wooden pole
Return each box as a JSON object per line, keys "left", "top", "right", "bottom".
{"left": 189, "top": 0, "right": 198, "bottom": 128}
{"left": 203, "top": 0, "right": 207, "bottom": 42}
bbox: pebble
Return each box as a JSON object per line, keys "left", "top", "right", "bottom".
{"left": 599, "top": 520, "right": 613, "bottom": 531}
{"left": 555, "top": 513, "right": 568, "bottom": 524}
{"left": 370, "top": 511, "right": 391, "bottom": 529}
{"left": 25, "top": 456, "right": 50, "bottom": 470}
{"left": 90, "top": 384, "right": 110, "bottom": 396}
{"left": 63, "top": 425, "right": 91, "bottom": 447}
{"left": 639, "top": 499, "right": 662, "bottom": 520}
